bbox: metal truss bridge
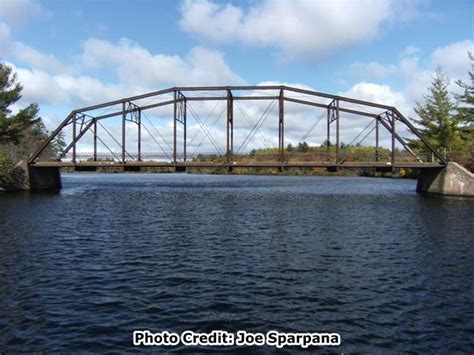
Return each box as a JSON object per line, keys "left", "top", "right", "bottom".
{"left": 28, "top": 85, "right": 447, "bottom": 171}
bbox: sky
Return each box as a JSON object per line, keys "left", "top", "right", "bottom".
{"left": 0, "top": 0, "right": 473, "bottom": 154}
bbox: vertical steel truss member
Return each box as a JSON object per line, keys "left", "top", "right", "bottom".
{"left": 279, "top": 89, "right": 285, "bottom": 163}
{"left": 122, "top": 101, "right": 141, "bottom": 163}
{"left": 375, "top": 116, "right": 379, "bottom": 162}
{"left": 72, "top": 113, "right": 91, "bottom": 165}
{"left": 93, "top": 119, "right": 97, "bottom": 161}
{"left": 226, "top": 89, "right": 233, "bottom": 163}
{"left": 72, "top": 113, "right": 77, "bottom": 165}
{"left": 183, "top": 97, "right": 187, "bottom": 162}
{"left": 327, "top": 99, "right": 340, "bottom": 163}
{"left": 59, "top": 113, "right": 94, "bottom": 162}
{"left": 174, "top": 91, "right": 186, "bottom": 163}
{"left": 390, "top": 110, "right": 395, "bottom": 166}
{"left": 377, "top": 110, "right": 423, "bottom": 164}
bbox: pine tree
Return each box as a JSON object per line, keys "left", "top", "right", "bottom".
{"left": 454, "top": 52, "right": 474, "bottom": 127}
{"left": 453, "top": 52, "right": 474, "bottom": 170}
{"left": 0, "top": 62, "right": 41, "bottom": 144}
{"left": 0, "top": 62, "right": 65, "bottom": 165}
{"left": 410, "top": 67, "right": 462, "bottom": 153}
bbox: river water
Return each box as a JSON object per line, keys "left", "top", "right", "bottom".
{"left": 0, "top": 173, "right": 473, "bottom": 352}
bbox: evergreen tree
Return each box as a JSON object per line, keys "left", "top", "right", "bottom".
{"left": 453, "top": 52, "right": 474, "bottom": 170}
{"left": 409, "top": 67, "right": 462, "bottom": 153}
{"left": 0, "top": 62, "right": 64, "bottom": 164}
{"left": 0, "top": 63, "right": 41, "bottom": 144}
{"left": 321, "top": 139, "right": 332, "bottom": 147}
{"left": 454, "top": 52, "right": 474, "bottom": 127}
{"left": 297, "top": 141, "right": 309, "bottom": 152}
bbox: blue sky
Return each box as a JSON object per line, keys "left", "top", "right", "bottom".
{"left": 0, "top": 0, "right": 473, "bottom": 152}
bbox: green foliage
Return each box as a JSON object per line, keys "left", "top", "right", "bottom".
{"left": 320, "top": 139, "right": 332, "bottom": 147}
{"left": 409, "top": 66, "right": 468, "bottom": 154}
{"left": 0, "top": 63, "right": 41, "bottom": 144}
{"left": 454, "top": 52, "right": 474, "bottom": 127}
{"left": 297, "top": 141, "right": 309, "bottom": 152}
{"left": 286, "top": 143, "right": 294, "bottom": 152}
{"left": 0, "top": 148, "right": 13, "bottom": 186}
{"left": 0, "top": 62, "right": 65, "bottom": 174}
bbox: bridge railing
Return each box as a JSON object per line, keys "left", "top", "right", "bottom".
{"left": 46, "top": 147, "right": 455, "bottom": 166}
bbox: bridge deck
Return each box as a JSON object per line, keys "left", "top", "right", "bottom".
{"left": 31, "top": 161, "right": 445, "bottom": 169}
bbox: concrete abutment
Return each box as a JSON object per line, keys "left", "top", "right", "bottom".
{"left": 417, "top": 162, "right": 474, "bottom": 196}
{"left": 28, "top": 165, "right": 62, "bottom": 191}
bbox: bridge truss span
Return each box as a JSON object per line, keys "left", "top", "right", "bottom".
{"left": 28, "top": 85, "right": 447, "bottom": 171}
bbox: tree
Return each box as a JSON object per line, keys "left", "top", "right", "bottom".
{"left": 453, "top": 52, "right": 474, "bottom": 170}
{"left": 0, "top": 63, "right": 41, "bottom": 144}
{"left": 409, "top": 67, "right": 463, "bottom": 153}
{"left": 286, "top": 143, "right": 294, "bottom": 152}
{"left": 454, "top": 52, "right": 474, "bottom": 127}
{"left": 321, "top": 139, "right": 332, "bottom": 147}
{"left": 297, "top": 141, "right": 309, "bottom": 153}
{"left": 0, "top": 62, "right": 64, "bottom": 164}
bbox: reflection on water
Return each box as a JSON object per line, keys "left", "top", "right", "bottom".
{"left": 0, "top": 174, "right": 473, "bottom": 352}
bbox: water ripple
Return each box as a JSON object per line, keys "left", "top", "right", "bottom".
{"left": 0, "top": 174, "right": 473, "bottom": 352}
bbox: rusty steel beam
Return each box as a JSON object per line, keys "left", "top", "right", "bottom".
{"left": 226, "top": 89, "right": 233, "bottom": 164}
{"left": 72, "top": 87, "right": 175, "bottom": 114}
{"left": 122, "top": 102, "right": 126, "bottom": 164}
{"left": 390, "top": 111, "right": 395, "bottom": 167}
{"left": 33, "top": 160, "right": 444, "bottom": 169}
{"left": 73, "top": 85, "right": 392, "bottom": 116}
{"left": 279, "top": 89, "right": 285, "bottom": 163}
{"left": 183, "top": 99, "right": 187, "bottom": 162}
{"left": 391, "top": 108, "right": 447, "bottom": 164}
{"left": 173, "top": 91, "right": 177, "bottom": 164}
{"left": 173, "top": 85, "right": 393, "bottom": 110}
{"left": 375, "top": 117, "right": 379, "bottom": 162}
{"left": 137, "top": 109, "right": 142, "bottom": 161}
{"left": 377, "top": 113, "right": 422, "bottom": 162}
{"left": 185, "top": 96, "right": 279, "bottom": 101}
{"left": 60, "top": 118, "right": 95, "bottom": 159}
{"left": 92, "top": 99, "right": 175, "bottom": 121}
{"left": 28, "top": 112, "right": 75, "bottom": 163}
{"left": 336, "top": 100, "right": 340, "bottom": 164}
{"left": 93, "top": 119, "right": 97, "bottom": 162}
{"left": 284, "top": 97, "right": 378, "bottom": 118}
{"left": 326, "top": 105, "right": 330, "bottom": 161}
{"left": 72, "top": 114, "right": 77, "bottom": 165}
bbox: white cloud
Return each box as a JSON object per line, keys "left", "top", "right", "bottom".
{"left": 10, "top": 65, "right": 125, "bottom": 106}
{"left": 179, "top": 0, "right": 423, "bottom": 60}
{"left": 0, "top": 22, "right": 71, "bottom": 73}
{"left": 339, "top": 40, "right": 474, "bottom": 146}
{"left": 401, "top": 45, "right": 420, "bottom": 57}
{"left": 348, "top": 61, "right": 397, "bottom": 79}
{"left": 345, "top": 40, "right": 474, "bottom": 112}
{"left": 2, "top": 30, "right": 245, "bottom": 111}
{"left": 0, "top": 0, "right": 49, "bottom": 27}
{"left": 400, "top": 40, "right": 474, "bottom": 104}
{"left": 431, "top": 40, "right": 474, "bottom": 79}
{"left": 80, "top": 37, "right": 245, "bottom": 87}
{"left": 340, "top": 82, "right": 406, "bottom": 108}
